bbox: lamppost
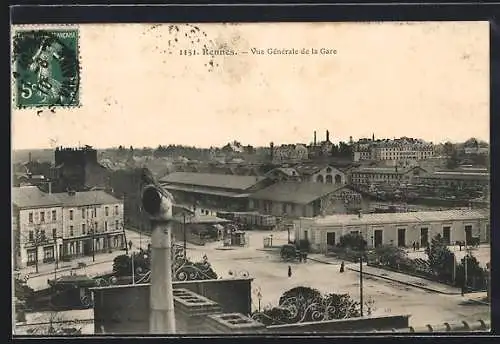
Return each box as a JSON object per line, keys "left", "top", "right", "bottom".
{"left": 130, "top": 242, "right": 135, "bottom": 285}
{"left": 53, "top": 232, "right": 58, "bottom": 281}
{"left": 464, "top": 229, "right": 469, "bottom": 295}
{"left": 183, "top": 213, "right": 187, "bottom": 258}
{"left": 257, "top": 289, "right": 262, "bottom": 313}
{"left": 359, "top": 248, "right": 364, "bottom": 316}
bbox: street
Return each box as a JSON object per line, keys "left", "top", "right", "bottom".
{"left": 21, "top": 228, "right": 490, "bottom": 329}
{"left": 24, "top": 229, "right": 151, "bottom": 291}
{"left": 183, "top": 230, "right": 490, "bottom": 328}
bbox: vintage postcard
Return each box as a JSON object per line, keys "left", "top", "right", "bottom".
{"left": 11, "top": 21, "right": 491, "bottom": 336}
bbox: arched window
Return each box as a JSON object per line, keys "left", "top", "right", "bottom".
{"left": 316, "top": 175, "right": 324, "bottom": 183}
{"left": 326, "top": 175, "right": 333, "bottom": 184}
{"left": 326, "top": 167, "right": 332, "bottom": 173}
{"left": 335, "top": 174, "right": 342, "bottom": 184}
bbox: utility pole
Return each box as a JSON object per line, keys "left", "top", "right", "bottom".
{"left": 360, "top": 253, "right": 364, "bottom": 317}
{"left": 53, "top": 232, "right": 58, "bottom": 281}
{"left": 130, "top": 242, "right": 135, "bottom": 285}
{"left": 183, "top": 214, "right": 187, "bottom": 258}
{"left": 33, "top": 226, "right": 41, "bottom": 274}
{"left": 464, "top": 229, "right": 468, "bottom": 295}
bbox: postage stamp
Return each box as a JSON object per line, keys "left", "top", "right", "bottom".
{"left": 12, "top": 29, "right": 80, "bottom": 109}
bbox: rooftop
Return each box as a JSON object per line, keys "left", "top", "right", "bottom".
{"left": 52, "top": 191, "right": 121, "bottom": 207}
{"left": 160, "top": 172, "right": 265, "bottom": 191}
{"left": 250, "top": 182, "right": 348, "bottom": 204}
{"left": 307, "top": 209, "right": 489, "bottom": 227}
{"left": 12, "top": 186, "right": 61, "bottom": 209}
{"left": 12, "top": 187, "right": 121, "bottom": 209}
{"left": 354, "top": 167, "right": 418, "bottom": 174}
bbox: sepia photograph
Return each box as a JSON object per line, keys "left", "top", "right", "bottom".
{"left": 11, "top": 20, "right": 491, "bottom": 336}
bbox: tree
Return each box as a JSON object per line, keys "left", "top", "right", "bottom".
{"left": 425, "top": 234, "right": 455, "bottom": 282}
{"left": 112, "top": 254, "right": 132, "bottom": 277}
{"left": 338, "top": 233, "right": 367, "bottom": 251}
{"left": 373, "top": 245, "right": 408, "bottom": 267}
{"left": 455, "top": 254, "right": 487, "bottom": 290}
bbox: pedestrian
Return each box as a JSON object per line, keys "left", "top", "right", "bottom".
{"left": 459, "top": 241, "right": 462, "bottom": 251}
{"left": 288, "top": 265, "right": 292, "bottom": 278}
{"left": 340, "top": 261, "right": 345, "bottom": 273}
{"left": 412, "top": 242, "right": 416, "bottom": 251}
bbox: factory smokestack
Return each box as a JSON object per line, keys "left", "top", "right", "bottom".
{"left": 326, "top": 130, "right": 330, "bottom": 142}
{"left": 314, "top": 131, "right": 317, "bottom": 146}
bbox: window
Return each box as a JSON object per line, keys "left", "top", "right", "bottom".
{"left": 82, "top": 223, "right": 86, "bottom": 235}
{"left": 327, "top": 232, "right": 336, "bottom": 246}
{"left": 52, "top": 210, "right": 57, "bottom": 221}
{"left": 104, "top": 221, "right": 108, "bottom": 231}
{"left": 29, "top": 212, "right": 33, "bottom": 223}
{"left": 82, "top": 208, "right": 86, "bottom": 219}
{"left": 69, "top": 226, "right": 74, "bottom": 237}
{"left": 282, "top": 203, "right": 287, "bottom": 215}
{"left": 326, "top": 167, "right": 332, "bottom": 173}
{"left": 69, "top": 210, "right": 74, "bottom": 221}
{"left": 93, "top": 208, "right": 97, "bottom": 217}
{"left": 40, "top": 230, "right": 46, "bottom": 241}
{"left": 114, "top": 205, "right": 119, "bottom": 215}
{"left": 95, "top": 222, "right": 99, "bottom": 232}
{"left": 27, "top": 249, "right": 37, "bottom": 265}
{"left": 115, "top": 220, "right": 119, "bottom": 230}
{"left": 43, "top": 246, "right": 54, "bottom": 262}
{"left": 40, "top": 212, "right": 45, "bottom": 222}
{"left": 442, "top": 226, "right": 451, "bottom": 245}
{"left": 105, "top": 207, "right": 109, "bottom": 216}
{"left": 28, "top": 230, "right": 34, "bottom": 242}
{"left": 52, "top": 228, "right": 57, "bottom": 238}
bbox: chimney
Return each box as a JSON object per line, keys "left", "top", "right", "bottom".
{"left": 314, "top": 131, "right": 317, "bottom": 146}
{"left": 270, "top": 142, "right": 274, "bottom": 161}
{"left": 326, "top": 130, "right": 330, "bottom": 142}
{"left": 372, "top": 133, "right": 375, "bottom": 141}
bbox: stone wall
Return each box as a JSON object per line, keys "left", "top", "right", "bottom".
{"left": 266, "top": 314, "right": 410, "bottom": 334}
{"left": 92, "top": 278, "right": 252, "bottom": 334}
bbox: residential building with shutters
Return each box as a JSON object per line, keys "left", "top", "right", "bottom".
{"left": 12, "top": 186, "right": 125, "bottom": 269}
{"left": 293, "top": 209, "right": 489, "bottom": 255}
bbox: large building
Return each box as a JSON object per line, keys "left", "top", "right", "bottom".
{"left": 294, "top": 209, "right": 489, "bottom": 254}
{"left": 248, "top": 182, "right": 368, "bottom": 218}
{"left": 350, "top": 166, "right": 427, "bottom": 186}
{"left": 160, "top": 172, "right": 274, "bottom": 216}
{"left": 48, "top": 146, "right": 110, "bottom": 192}
{"left": 415, "top": 170, "right": 490, "bottom": 189}
{"left": 12, "top": 186, "right": 125, "bottom": 269}
{"left": 352, "top": 137, "right": 434, "bottom": 164}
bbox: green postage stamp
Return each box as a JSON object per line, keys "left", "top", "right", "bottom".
{"left": 12, "top": 28, "right": 80, "bottom": 108}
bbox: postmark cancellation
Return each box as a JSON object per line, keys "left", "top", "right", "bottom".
{"left": 12, "top": 27, "right": 81, "bottom": 109}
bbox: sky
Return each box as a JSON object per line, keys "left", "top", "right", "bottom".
{"left": 11, "top": 21, "right": 489, "bottom": 150}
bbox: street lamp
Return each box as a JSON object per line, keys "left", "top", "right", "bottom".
{"left": 464, "top": 228, "right": 469, "bottom": 295}
{"left": 257, "top": 290, "right": 262, "bottom": 313}
{"left": 130, "top": 242, "right": 135, "bottom": 285}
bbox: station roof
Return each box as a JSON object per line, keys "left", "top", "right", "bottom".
{"left": 250, "top": 182, "right": 350, "bottom": 204}
{"left": 307, "top": 209, "right": 489, "bottom": 227}
{"left": 160, "top": 172, "right": 265, "bottom": 191}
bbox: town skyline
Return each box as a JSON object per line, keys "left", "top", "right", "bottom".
{"left": 11, "top": 133, "right": 489, "bottom": 152}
